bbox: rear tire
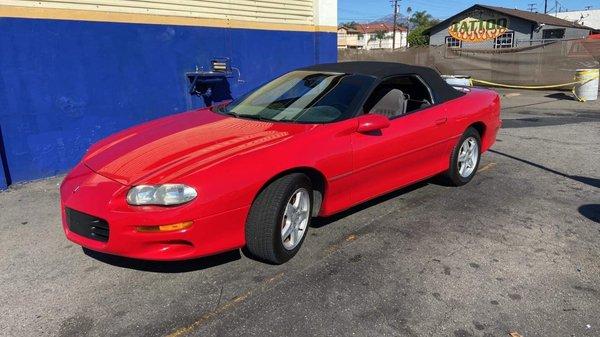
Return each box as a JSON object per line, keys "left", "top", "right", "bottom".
{"left": 444, "top": 127, "right": 481, "bottom": 186}
{"left": 245, "top": 173, "right": 312, "bottom": 264}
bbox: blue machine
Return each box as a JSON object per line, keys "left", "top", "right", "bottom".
{"left": 186, "top": 58, "right": 240, "bottom": 106}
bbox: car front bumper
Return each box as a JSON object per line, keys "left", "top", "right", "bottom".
{"left": 60, "top": 163, "right": 248, "bottom": 261}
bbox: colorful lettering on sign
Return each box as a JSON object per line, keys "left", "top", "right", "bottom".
{"left": 448, "top": 12, "right": 509, "bottom": 42}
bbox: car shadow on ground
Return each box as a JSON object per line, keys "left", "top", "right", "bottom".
{"left": 545, "top": 92, "right": 575, "bottom": 101}
{"left": 579, "top": 204, "right": 600, "bottom": 224}
{"left": 83, "top": 248, "right": 241, "bottom": 273}
{"left": 490, "top": 149, "right": 600, "bottom": 189}
{"left": 500, "top": 116, "right": 595, "bottom": 129}
{"left": 311, "top": 181, "right": 431, "bottom": 229}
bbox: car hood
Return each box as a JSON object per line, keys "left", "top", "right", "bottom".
{"left": 83, "top": 109, "right": 313, "bottom": 185}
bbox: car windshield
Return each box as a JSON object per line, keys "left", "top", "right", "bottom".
{"left": 214, "top": 71, "right": 375, "bottom": 123}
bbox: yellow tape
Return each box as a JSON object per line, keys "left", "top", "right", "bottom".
{"left": 573, "top": 69, "right": 600, "bottom": 102}
{"left": 576, "top": 69, "right": 599, "bottom": 76}
{"left": 472, "top": 72, "right": 597, "bottom": 91}
{"left": 470, "top": 72, "right": 599, "bottom": 102}
{"left": 470, "top": 79, "right": 583, "bottom": 89}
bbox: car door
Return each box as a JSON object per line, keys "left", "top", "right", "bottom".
{"left": 350, "top": 76, "right": 453, "bottom": 205}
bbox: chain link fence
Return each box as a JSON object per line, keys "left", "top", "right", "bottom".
{"left": 339, "top": 38, "right": 600, "bottom": 88}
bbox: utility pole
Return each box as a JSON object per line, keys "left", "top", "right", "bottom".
{"left": 544, "top": 0, "right": 548, "bottom": 13}
{"left": 406, "top": 6, "right": 412, "bottom": 43}
{"left": 391, "top": 0, "right": 399, "bottom": 50}
{"left": 527, "top": 3, "right": 537, "bottom": 12}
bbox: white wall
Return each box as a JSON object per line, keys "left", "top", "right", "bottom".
{"left": 364, "top": 31, "right": 407, "bottom": 49}
{"left": 550, "top": 9, "right": 600, "bottom": 30}
{"left": 314, "top": 0, "right": 337, "bottom": 27}
{"left": 0, "top": 0, "right": 319, "bottom": 25}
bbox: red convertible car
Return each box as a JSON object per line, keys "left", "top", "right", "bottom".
{"left": 61, "top": 62, "right": 501, "bottom": 264}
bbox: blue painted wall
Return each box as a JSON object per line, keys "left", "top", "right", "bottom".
{"left": 0, "top": 169, "right": 6, "bottom": 190}
{"left": 0, "top": 18, "right": 337, "bottom": 187}
{"left": 0, "top": 122, "right": 7, "bottom": 189}
{"left": 0, "top": 143, "right": 7, "bottom": 190}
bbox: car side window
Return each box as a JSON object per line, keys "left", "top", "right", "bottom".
{"left": 363, "top": 75, "right": 433, "bottom": 119}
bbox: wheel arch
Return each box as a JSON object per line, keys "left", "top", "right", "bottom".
{"left": 468, "top": 121, "right": 486, "bottom": 139}
{"left": 256, "top": 167, "right": 327, "bottom": 217}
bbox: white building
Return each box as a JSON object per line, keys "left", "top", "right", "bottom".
{"left": 549, "top": 9, "right": 600, "bottom": 30}
{"left": 337, "top": 26, "right": 362, "bottom": 49}
{"left": 338, "top": 22, "right": 408, "bottom": 49}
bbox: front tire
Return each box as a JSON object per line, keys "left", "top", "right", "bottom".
{"left": 444, "top": 127, "right": 481, "bottom": 186}
{"left": 245, "top": 173, "right": 312, "bottom": 264}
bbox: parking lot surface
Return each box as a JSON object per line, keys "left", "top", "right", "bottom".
{"left": 1, "top": 89, "right": 599, "bottom": 337}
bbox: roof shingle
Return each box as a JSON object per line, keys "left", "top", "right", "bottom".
{"left": 425, "top": 4, "right": 594, "bottom": 34}
{"left": 477, "top": 5, "right": 591, "bottom": 29}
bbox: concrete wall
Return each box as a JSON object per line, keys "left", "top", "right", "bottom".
{"left": 0, "top": 3, "right": 337, "bottom": 188}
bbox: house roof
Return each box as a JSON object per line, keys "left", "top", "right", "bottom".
{"left": 424, "top": 4, "right": 593, "bottom": 34}
{"left": 549, "top": 9, "right": 600, "bottom": 30}
{"left": 338, "top": 26, "right": 360, "bottom": 33}
{"left": 478, "top": 5, "right": 591, "bottom": 28}
{"left": 355, "top": 22, "right": 407, "bottom": 34}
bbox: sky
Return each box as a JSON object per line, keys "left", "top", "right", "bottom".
{"left": 338, "top": 0, "right": 596, "bottom": 23}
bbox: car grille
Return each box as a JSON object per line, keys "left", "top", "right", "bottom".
{"left": 65, "top": 208, "right": 110, "bottom": 242}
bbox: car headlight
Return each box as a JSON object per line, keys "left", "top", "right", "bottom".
{"left": 126, "top": 184, "right": 197, "bottom": 206}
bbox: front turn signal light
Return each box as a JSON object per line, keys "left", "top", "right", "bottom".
{"left": 136, "top": 221, "right": 193, "bottom": 233}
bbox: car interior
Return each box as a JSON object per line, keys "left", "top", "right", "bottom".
{"left": 363, "top": 75, "right": 434, "bottom": 119}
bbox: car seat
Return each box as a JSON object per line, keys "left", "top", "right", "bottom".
{"left": 368, "top": 89, "right": 407, "bottom": 118}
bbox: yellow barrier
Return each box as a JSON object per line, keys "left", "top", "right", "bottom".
{"left": 573, "top": 69, "right": 600, "bottom": 102}
{"left": 470, "top": 79, "right": 582, "bottom": 89}
{"left": 469, "top": 70, "right": 599, "bottom": 102}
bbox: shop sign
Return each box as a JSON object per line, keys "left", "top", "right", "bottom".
{"left": 448, "top": 11, "right": 509, "bottom": 42}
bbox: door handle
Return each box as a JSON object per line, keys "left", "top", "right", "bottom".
{"left": 435, "top": 118, "right": 447, "bottom": 125}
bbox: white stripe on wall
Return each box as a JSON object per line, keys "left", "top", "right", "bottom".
{"left": 0, "top": 0, "right": 316, "bottom": 24}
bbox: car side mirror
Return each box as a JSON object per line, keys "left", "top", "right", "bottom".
{"left": 356, "top": 114, "right": 391, "bottom": 133}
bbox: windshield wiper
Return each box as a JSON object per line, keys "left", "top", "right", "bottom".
{"left": 226, "top": 111, "right": 273, "bottom": 122}
{"left": 224, "top": 110, "right": 241, "bottom": 118}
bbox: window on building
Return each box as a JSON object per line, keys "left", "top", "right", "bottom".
{"left": 542, "top": 28, "right": 565, "bottom": 39}
{"left": 494, "top": 32, "right": 514, "bottom": 49}
{"left": 445, "top": 36, "right": 462, "bottom": 48}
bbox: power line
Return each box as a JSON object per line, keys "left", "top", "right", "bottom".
{"left": 527, "top": 3, "right": 537, "bottom": 12}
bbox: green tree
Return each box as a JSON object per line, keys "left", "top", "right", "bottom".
{"left": 409, "top": 10, "right": 433, "bottom": 27}
{"left": 406, "top": 10, "right": 439, "bottom": 46}
{"left": 407, "top": 26, "right": 429, "bottom": 46}
{"left": 368, "top": 30, "right": 391, "bottom": 48}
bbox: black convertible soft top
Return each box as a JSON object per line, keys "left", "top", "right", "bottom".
{"left": 300, "top": 61, "right": 464, "bottom": 104}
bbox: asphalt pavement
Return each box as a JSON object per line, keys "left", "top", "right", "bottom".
{"left": 1, "top": 89, "right": 599, "bottom": 337}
